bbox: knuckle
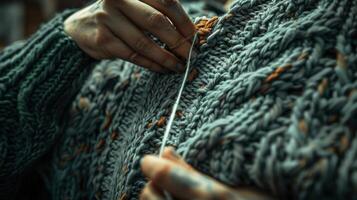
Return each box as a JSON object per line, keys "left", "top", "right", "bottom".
{"left": 127, "top": 52, "right": 138, "bottom": 63}
{"left": 170, "top": 37, "right": 184, "bottom": 50}
{"left": 147, "top": 12, "right": 167, "bottom": 29}
{"left": 152, "top": 164, "right": 171, "bottom": 183}
{"left": 95, "top": 27, "right": 110, "bottom": 45}
{"left": 94, "top": 10, "right": 108, "bottom": 23}
{"left": 134, "top": 38, "right": 152, "bottom": 53}
{"left": 160, "top": 54, "right": 174, "bottom": 66}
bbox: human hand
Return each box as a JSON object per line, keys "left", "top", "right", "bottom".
{"left": 64, "top": 0, "right": 196, "bottom": 73}
{"left": 140, "top": 147, "right": 274, "bottom": 200}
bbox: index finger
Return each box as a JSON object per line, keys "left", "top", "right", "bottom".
{"left": 141, "top": 155, "right": 232, "bottom": 200}
{"left": 140, "top": 0, "right": 196, "bottom": 39}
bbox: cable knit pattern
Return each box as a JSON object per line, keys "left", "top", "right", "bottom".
{"left": 0, "top": 11, "right": 96, "bottom": 199}
{"left": 1, "top": 0, "right": 357, "bottom": 200}
{"left": 44, "top": 0, "right": 357, "bottom": 199}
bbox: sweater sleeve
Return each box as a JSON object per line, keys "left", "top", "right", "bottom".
{"left": 0, "top": 10, "right": 96, "bottom": 198}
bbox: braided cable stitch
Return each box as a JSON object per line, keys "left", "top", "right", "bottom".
{"left": 44, "top": 0, "right": 357, "bottom": 199}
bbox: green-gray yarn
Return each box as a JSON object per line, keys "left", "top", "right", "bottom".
{"left": 0, "top": 0, "right": 356, "bottom": 200}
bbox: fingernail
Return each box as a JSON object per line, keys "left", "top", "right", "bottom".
{"left": 140, "top": 156, "right": 146, "bottom": 167}
{"left": 164, "top": 146, "right": 178, "bottom": 158}
{"left": 169, "top": 149, "right": 181, "bottom": 159}
{"left": 141, "top": 155, "right": 159, "bottom": 178}
{"left": 165, "top": 59, "right": 184, "bottom": 73}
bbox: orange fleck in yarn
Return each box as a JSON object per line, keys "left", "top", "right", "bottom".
{"left": 102, "top": 111, "right": 112, "bottom": 130}
{"left": 195, "top": 16, "right": 219, "bottom": 45}
{"left": 264, "top": 64, "right": 292, "bottom": 83}
{"left": 188, "top": 68, "right": 199, "bottom": 82}
{"left": 146, "top": 121, "right": 153, "bottom": 128}
{"left": 318, "top": 79, "right": 328, "bottom": 95}
{"left": 111, "top": 132, "right": 119, "bottom": 140}
{"left": 78, "top": 97, "right": 90, "bottom": 110}
{"left": 96, "top": 139, "right": 105, "bottom": 150}
{"left": 298, "top": 119, "right": 308, "bottom": 134}
{"left": 297, "top": 52, "right": 309, "bottom": 60}
{"left": 156, "top": 116, "right": 166, "bottom": 127}
{"left": 119, "top": 193, "right": 127, "bottom": 200}
{"left": 337, "top": 51, "right": 347, "bottom": 69}
{"left": 176, "top": 110, "right": 184, "bottom": 118}
{"left": 339, "top": 135, "right": 349, "bottom": 152}
{"left": 122, "top": 165, "right": 128, "bottom": 173}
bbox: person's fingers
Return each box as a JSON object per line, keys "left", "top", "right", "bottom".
{"left": 114, "top": 0, "right": 192, "bottom": 60}
{"left": 141, "top": 155, "right": 232, "bottom": 200}
{"left": 140, "top": 182, "right": 165, "bottom": 200}
{"left": 106, "top": 37, "right": 169, "bottom": 73}
{"left": 102, "top": 3, "right": 186, "bottom": 73}
{"left": 127, "top": 52, "right": 170, "bottom": 73}
{"left": 161, "top": 147, "right": 193, "bottom": 170}
{"left": 91, "top": 24, "right": 168, "bottom": 73}
{"left": 140, "top": 0, "right": 196, "bottom": 39}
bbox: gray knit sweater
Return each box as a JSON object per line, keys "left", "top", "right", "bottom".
{"left": 0, "top": 0, "right": 356, "bottom": 200}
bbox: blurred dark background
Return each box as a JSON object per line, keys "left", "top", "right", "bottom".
{"left": 0, "top": 0, "right": 232, "bottom": 50}
{"left": 0, "top": 0, "right": 89, "bottom": 49}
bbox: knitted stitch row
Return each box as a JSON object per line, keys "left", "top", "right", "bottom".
{"left": 0, "top": 0, "right": 356, "bottom": 200}
{"left": 51, "top": 0, "right": 357, "bottom": 199}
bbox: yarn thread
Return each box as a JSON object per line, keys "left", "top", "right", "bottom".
{"left": 1, "top": 1, "right": 356, "bottom": 200}
{"left": 159, "top": 33, "right": 199, "bottom": 157}
{"left": 55, "top": 1, "right": 357, "bottom": 199}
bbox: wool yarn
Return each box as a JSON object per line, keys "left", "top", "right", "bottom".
{"left": 0, "top": 0, "right": 356, "bottom": 200}
{"left": 50, "top": 0, "right": 357, "bottom": 199}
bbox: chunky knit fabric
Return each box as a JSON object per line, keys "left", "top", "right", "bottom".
{"left": 0, "top": 11, "right": 96, "bottom": 199}
{"left": 1, "top": 0, "right": 357, "bottom": 200}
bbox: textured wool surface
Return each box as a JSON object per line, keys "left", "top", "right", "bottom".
{"left": 0, "top": 0, "right": 357, "bottom": 200}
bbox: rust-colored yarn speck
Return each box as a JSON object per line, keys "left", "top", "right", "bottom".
{"left": 195, "top": 16, "right": 219, "bottom": 45}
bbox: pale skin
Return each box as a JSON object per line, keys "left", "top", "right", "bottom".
{"left": 140, "top": 147, "right": 275, "bottom": 200}
{"left": 65, "top": 0, "right": 273, "bottom": 199}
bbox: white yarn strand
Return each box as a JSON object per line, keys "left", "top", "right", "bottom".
{"left": 159, "top": 33, "right": 198, "bottom": 157}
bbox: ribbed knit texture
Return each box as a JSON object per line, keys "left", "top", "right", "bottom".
{"left": 0, "top": 11, "right": 96, "bottom": 200}
{"left": 1, "top": 0, "right": 357, "bottom": 200}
